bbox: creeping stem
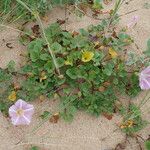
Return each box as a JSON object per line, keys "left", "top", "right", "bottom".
{"left": 16, "top": 0, "right": 61, "bottom": 76}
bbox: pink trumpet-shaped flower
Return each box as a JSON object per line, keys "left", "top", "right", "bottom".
{"left": 139, "top": 66, "right": 150, "bottom": 90}
{"left": 9, "top": 99, "right": 34, "bottom": 125}
{"left": 127, "top": 15, "right": 139, "bottom": 28}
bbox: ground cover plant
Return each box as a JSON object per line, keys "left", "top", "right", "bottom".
{"left": 0, "top": 0, "right": 75, "bottom": 22}
{"left": 0, "top": 0, "right": 104, "bottom": 23}
{"left": 0, "top": 0, "right": 150, "bottom": 149}
{"left": 0, "top": 0, "right": 149, "bottom": 121}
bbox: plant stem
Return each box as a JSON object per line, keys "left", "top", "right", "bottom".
{"left": 138, "top": 91, "right": 150, "bottom": 108}
{"left": 36, "top": 14, "right": 61, "bottom": 75}
{"left": 108, "top": 0, "right": 125, "bottom": 26}
{"left": 16, "top": 0, "right": 61, "bottom": 75}
{"left": 0, "top": 24, "right": 36, "bottom": 38}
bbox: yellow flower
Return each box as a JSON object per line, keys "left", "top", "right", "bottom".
{"left": 127, "top": 120, "right": 134, "bottom": 127}
{"left": 40, "top": 71, "right": 47, "bottom": 82}
{"left": 64, "top": 58, "right": 73, "bottom": 66}
{"left": 8, "top": 91, "right": 17, "bottom": 101}
{"left": 82, "top": 51, "right": 94, "bottom": 62}
{"left": 120, "top": 125, "right": 127, "bottom": 129}
{"left": 120, "top": 120, "right": 134, "bottom": 129}
{"left": 109, "top": 48, "right": 118, "bottom": 58}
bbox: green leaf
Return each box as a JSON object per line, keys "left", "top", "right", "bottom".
{"left": 66, "top": 68, "right": 78, "bottom": 79}
{"left": 103, "top": 63, "right": 114, "bottom": 76}
{"left": 45, "top": 23, "right": 61, "bottom": 40}
{"left": 40, "top": 53, "right": 50, "bottom": 60}
{"left": 113, "top": 78, "right": 118, "bottom": 85}
{"left": 7, "top": 60, "right": 15, "bottom": 72}
{"left": 30, "top": 52, "right": 40, "bottom": 62}
{"left": 62, "top": 32, "right": 72, "bottom": 38}
{"left": 28, "top": 39, "right": 44, "bottom": 62}
{"left": 93, "top": 0, "right": 103, "bottom": 10}
{"left": 44, "top": 61, "right": 54, "bottom": 73}
{"left": 93, "top": 51, "right": 105, "bottom": 66}
{"left": 51, "top": 42, "right": 62, "bottom": 53}
{"left": 143, "top": 3, "right": 150, "bottom": 9}
{"left": 79, "top": 28, "right": 89, "bottom": 36}
{"left": 30, "top": 146, "right": 39, "bottom": 150}
{"left": 60, "top": 105, "right": 77, "bottom": 122}
{"left": 145, "top": 141, "right": 150, "bottom": 150}
{"left": 144, "top": 39, "right": 150, "bottom": 56}
{"left": 40, "top": 111, "right": 51, "bottom": 119}
{"left": 57, "top": 57, "right": 65, "bottom": 67}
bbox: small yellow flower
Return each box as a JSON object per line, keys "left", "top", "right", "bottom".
{"left": 40, "top": 71, "right": 47, "bottom": 82}
{"left": 120, "top": 125, "right": 127, "bottom": 129}
{"left": 127, "top": 120, "right": 134, "bottom": 127}
{"left": 109, "top": 48, "right": 118, "bottom": 58}
{"left": 64, "top": 58, "right": 73, "bottom": 66}
{"left": 82, "top": 51, "right": 94, "bottom": 62}
{"left": 8, "top": 91, "right": 17, "bottom": 101}
{"left": 120, "top": 120, "right": 134, "bottom": 129}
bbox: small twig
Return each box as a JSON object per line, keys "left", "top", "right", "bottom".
{"left": 64, "top": 5, "right": 67, "bottom": 31}
{"left": 127, "top": 98, "right": 131, "bottom": 112}
{"left": 108, "top": 0, "right": 125, "bottom": 27}
{"left": 136, "top": 134, "right": 146, "bottom": 142}
{"left": 114, "top": 134, "right": 128, "bottom": 150}
{"left": 0, "top": 24, "right": 35, "bottom": 38}
{"left": 119, "top": 9, "right": 138, "bottom": 17}
{"left": 135, "top": 136, "right": 143, "bottom": 150}
{"left": 125, "top": 0, "right": 134, "bottom": 5}
{"left": 67, "top": 5, "right": 102, "bottom": 21}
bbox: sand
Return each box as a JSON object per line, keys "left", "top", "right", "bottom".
{"left": 0, "top": 0, "right": 150, "bottom": 150}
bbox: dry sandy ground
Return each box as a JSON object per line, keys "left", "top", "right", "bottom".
{"left": 0, "top": 0, "right": 150, "bottom": 150}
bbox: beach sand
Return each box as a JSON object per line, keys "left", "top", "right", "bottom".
{"left": 0, "top": 0, "right": 150, "bottom": 149}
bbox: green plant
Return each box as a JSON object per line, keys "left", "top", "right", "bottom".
{"left": 143, "top": 2, "right": 150, "bottom": 9}
{"left": 0, "top": 0, "right": 149, "bottom": 124}
{"left": 119, "top": 104, "right": 147, "bottom": 135}
{"left": 0, "top": 67, "right": 14, "bottom": 115}
{"left": 0, "top": 0, "right": 104, "bottom": 23}
{"left": 30, "top": 146, "right": 39, "bottom": 150}
{"left": 145, "top": 141, "right": 150, "bottom": 150}
{"left": 1, "top": 19, "right": 147, "bottom": 120}
{"left": 0, "top": 0, "right": 50, "bottom": 22}
{"left": 144, "top": 39, "right": 150, "bottom": 56}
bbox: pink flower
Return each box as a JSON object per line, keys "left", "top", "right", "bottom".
{"left": 127, "top": 15, "right": 139, "bottom": 28}
{"left": 9, "top": 99, "right": 34, "bottom": 125}
{"left": 139, "top": 66, "right": 150, "bottom": 90}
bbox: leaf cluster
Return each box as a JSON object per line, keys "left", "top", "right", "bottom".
{"left": 0, "top": 0, "right": 103, "bottom": 22}
{"left": 120, "top": 104, "right": 148, "bottom": 135}
{"left": 1, "top": 20, "right": 145, "bottom": 120}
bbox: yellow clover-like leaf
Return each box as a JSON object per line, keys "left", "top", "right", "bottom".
{"left": 126, "top": 120, "right": 134, "bottom": 128}
{"left": 109, "top": 48, "right": 118, "bottom": 58}
{"left": 64, "top": 58, "right": 73, "bottom": 66}
{"left": 82, "top": 51, "right": 94, "bottom": 62}
{"left": 8, "top": 91, "right": 17, "bottom": 101}
{"left": 40, "top": 71, "right": 47, "bottom": 82}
